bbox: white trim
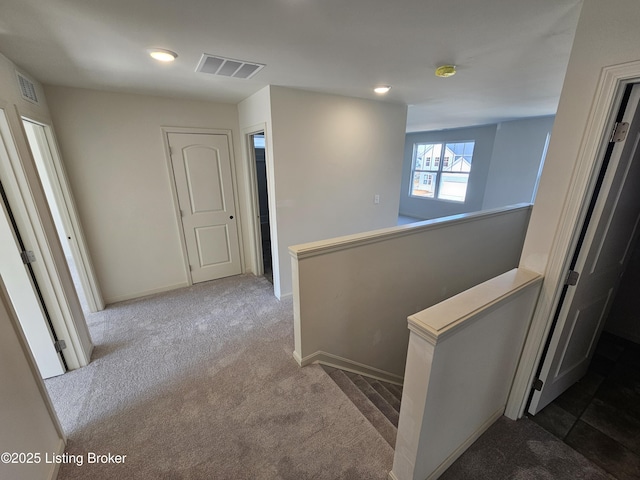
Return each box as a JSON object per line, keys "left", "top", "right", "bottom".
{"left": 241, "top": 123, "right": 267, "bottom": 277}
{"left": 104, "top": 281, "right": 189, "bottom": 305}
{"left": 530, "top": 132, "right": 551, "bottom": 204}
{"left": 290, "top": 203, "right": 532, "bottom": 260}
{"left": 0, "top": 107, "right": 91, "bottom": 369}
{"left": 161, "top": 128, "right": 192, "bottom": 285}
{"left": 275, "top": 290, "right": 292, "bottom": 301}
{"left": 295, "top": 350, "right": 404, "bottom": 386}
{"left": 505, "top": 60, "right": 640, "bottom": 419}
{"left": 408, "top": 269, "right": 542, "bottom": 345}
{"left": 22, "top": 116, "right": 105, "bottom": 312}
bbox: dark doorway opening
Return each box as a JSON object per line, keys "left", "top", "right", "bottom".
{"left": 252, "top": 133, "right": 272, "bottom": 283}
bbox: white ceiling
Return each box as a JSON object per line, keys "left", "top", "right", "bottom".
{"left": 0, "top": 0, "right": 583, "bottom": 132}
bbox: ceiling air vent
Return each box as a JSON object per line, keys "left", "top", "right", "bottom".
{"left": 16, "top": 72, "right": 39, "bottom": 105}
{"left": 195, "top": 54, "right": 265, "bottom": 80}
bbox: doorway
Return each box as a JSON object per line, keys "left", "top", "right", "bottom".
{"left": 251, "top": 133, "right": 273, "bottom": 283}
{"left": 166, "top": 130, "right": 242, "bottom": 284}
{"left": 22, "top": 119, "right": 103, "bottom": 313}
{"left": 524, "top": 82, "right": 640, "bottom": 476}
{"left": 529, "top": 82, "right": 640, "bottom": 414}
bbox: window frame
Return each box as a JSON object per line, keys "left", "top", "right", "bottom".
{"left": 409, "top": 140, "right": 475, "bottom": 203}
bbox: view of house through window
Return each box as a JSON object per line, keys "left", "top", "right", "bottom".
{"left": 410, "top": 141, "right": 475, "bottom": 202}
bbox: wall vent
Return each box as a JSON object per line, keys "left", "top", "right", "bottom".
{"left": 16, "top": 72, "right": 39, "bottom": 105}
{"left": 195, "top": 54, "right": 265, "bottom": 80}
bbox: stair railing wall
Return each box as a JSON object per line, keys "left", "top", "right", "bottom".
{"left": 289, "top": 204, "right": 532, "bottom": 383}
{"left": 390, "top": 268, "right": 542, "bottom": 480}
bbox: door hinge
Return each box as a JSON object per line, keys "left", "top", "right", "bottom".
{"left": 189, "top": 265, "right": 193, "bottom": 271}
{"left": 565, "top": 269, "right": 580, "bottom": 286}
{"left": 54, "top": 339, "right": 66, "bottom": 353}
{"left": 610, "top": 121, "right": 629, "bottom": 143}
{"left": 20, "top": 250, "right": 36, "bottom": 264}
{"left": 533, "top": 378, "right": 544, "bottom": 391}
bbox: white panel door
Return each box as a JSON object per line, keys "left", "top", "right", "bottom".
{"left": 529, "top": 85, "right": 640, "bottom": 414}
{"left": 168, "top": 133, "right": 241, "bottom": 283}
{"left": 0, "top": 188, "right": 65, "bottom": 378}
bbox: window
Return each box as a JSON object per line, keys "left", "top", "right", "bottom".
{"left": 410, "top": 141, "right": 474, "bottom": 202}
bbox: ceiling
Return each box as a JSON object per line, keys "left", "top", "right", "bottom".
{"left": 0, "top": 0, "right": 583, "bottom": 132}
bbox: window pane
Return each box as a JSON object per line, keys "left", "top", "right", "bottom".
{"left": 438, "top": 173, "right": 469, "bottom": 202}
{"left": 432, "top": 143, "right": 442, "bottom": 169}
{"left": 414, "top": 144, "right": 425, "bottom": 169}
{"left": 444, "top": 142, "right": 474, "bottom": 172}
{"left": 440, "top": 145, "right": 455, "bottom": 171}
{"left": 411, "top": 172, "right": 436, "bottom": 198}
{"left": 414, "top": 143, "right": 440, "bottom": 171}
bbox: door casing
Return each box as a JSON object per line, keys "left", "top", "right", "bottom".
{"left": 22, "top": 117, "right": 104, "bottom": 313}
{"left": 0, "top": 162, "right": 66, "bottom": 378}
{"left": 0, "top": 105, "right": 92, "bottom": 372}
{"left": 506, "top": 60, "right": 640, "bottom": 419}
{"left": 528, "top": 83, "right": 640, "bottom": 414}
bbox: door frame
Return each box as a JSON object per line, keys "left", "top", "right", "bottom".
{"left": 161, "top": 127, "right": 244, "bottom": 285}
{"left": 528, "top": 82, "right": 640, "bottom": 414}
{"left": 0, "top": 148, "right": 66, "bottom": 377}
{"left": 506, "top": 60, "right": 640, "bottom": 419}
{"left": 22, "top": 117, "right": 104, "bottom": 313}
{"left": 0, "top": 105, "right": 91, "bottom": 371}
{"left": 242, "top": 124, "right": 268, "bottom": 277}
{"left": 241, "top": 122, "right": 282, "bottom": 297}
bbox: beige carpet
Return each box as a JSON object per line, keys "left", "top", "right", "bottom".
{"left": 45, "top": 274, "right": 393, "bottom": 479}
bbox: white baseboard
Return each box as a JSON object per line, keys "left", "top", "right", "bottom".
{"left": 292, "top": 350, "right": 302, "bottom": 365}
{"left": 48, "top": 438, "right": 66, "bottom": 480}
{"left": 426, "top": 407, "right": 504, "bottom": 480}
{"left": 276, "top": 291, "right": 292, "bottom": 301}
{"left": 104, "top": 282, "right": 190, "bottom": 305}
{"left": 86, "top": 341, "right": 95, "bottom": 366}
{"left": 298, "top": 350, "right": 404, "bottom": 385}
{"left": 388, "top": 471, "right": 399, "bottom": 480}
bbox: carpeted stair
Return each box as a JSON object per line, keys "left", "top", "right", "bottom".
{"left": 321, "top": 365, "right": 403, "bottom": 448}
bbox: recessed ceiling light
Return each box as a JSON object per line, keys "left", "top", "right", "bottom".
{"left": 148, "top": 48, "right": 178, "bottom": 62}
{"left": 435, "top": 65, "right": 456, "bottom": 78}
{"left": 374, "top": 85, "right": 391, "bottom": 94}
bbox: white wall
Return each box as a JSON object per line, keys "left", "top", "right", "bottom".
{"left": 482, "top": 116, "right": 555, "bottom": 210}
{"left": 400, "top": 117, "right": 555, "bottom": 220}
{"left": 0, "top": 277, "right": 64, "bottom": 480}
{"left": 399, "top": 124, "right": 497, "bottom": 220}
{"left": 45, "top": 84, "right": 407, "bottom": 302}
{"left": 520, "top": 0, "right": 640, "bottom": 274}
{"left": 291, "top": 205, "right": 532, "bottom": 378}
{"left": 45, "top": 86, "right": 245, "bottom": 303}
{"left": 269, "top": 86, "right": 407, "bottom": 296}
{"left": 238, "top": 87, "right": 280, "bottom": 292}
{"left": 392, "top": 269, "right": 542, "bottom": 480}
